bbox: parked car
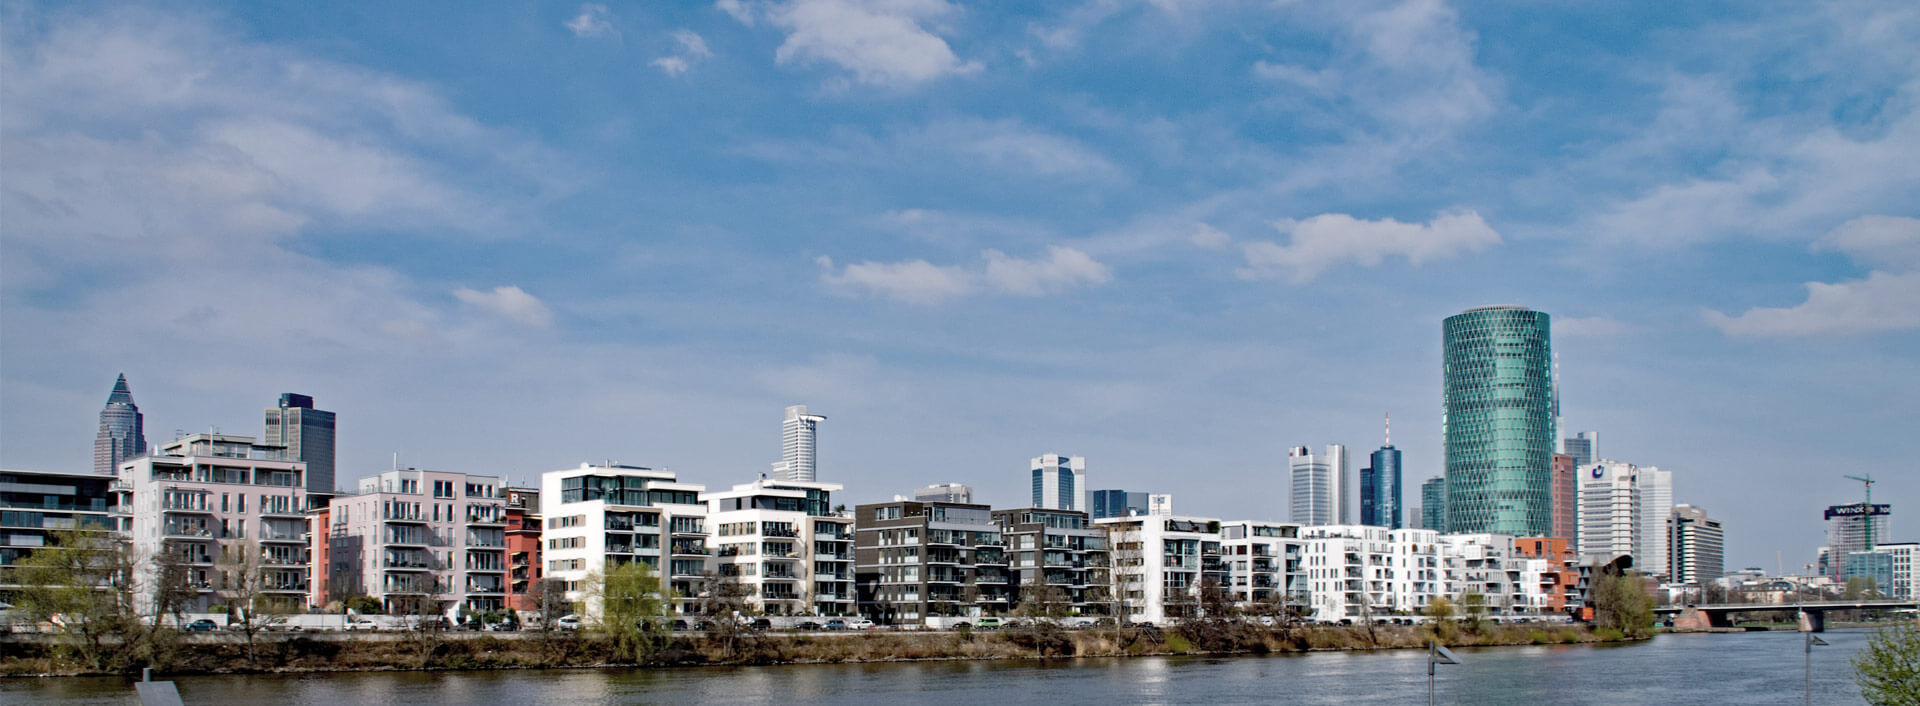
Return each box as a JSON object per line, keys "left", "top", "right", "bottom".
{"left": 846, "top": 618, "right": 876, "bottom": 630}
{"left": 345, "top": 618, "right": 380, "bottom": 631}
{"left": 823, "top": 619, "right": 847, "bottom": 631}
{"left": 483, "top": 621, "right": 517, "bottom": 632}
{"left": 750, "top": 618, "right": 772, "bottom": 631}
{"left": 974, "top": 617, "right": 1002, "bottom": 630}
{"left": 672, "top": 619, "right": 690, "bottom": 631}
{"left": 185, "top": 619, "right": 219, "bottom": 632}
{"left": 793, "top": 621, "right": 822, "bottom": 631}
{"left": 555, "top": 615, "right": 581, "bottom": 630}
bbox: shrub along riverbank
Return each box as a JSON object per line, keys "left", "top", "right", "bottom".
{"left": 1, "top": 621, "right": 1633, "bottom": 677}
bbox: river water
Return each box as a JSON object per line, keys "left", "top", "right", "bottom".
{"left": 3, "top": 629, "right": 1885, "bottom": 705}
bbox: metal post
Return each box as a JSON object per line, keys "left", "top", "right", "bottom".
{"left": 1428, "top": 641, "right": 1435, "bottom": 706}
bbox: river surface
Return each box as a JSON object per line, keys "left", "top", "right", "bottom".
{"left": 3, "top": 629, "right": 1884, "bottom": 705}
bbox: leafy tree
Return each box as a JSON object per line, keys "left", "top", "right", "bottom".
{"left": 584, "top": 561, "right": 673, "bottom": 664}
{"left": 11, "top": 530, "right": 146, "bottom": 671}
{"left": 1846, "top": 577, "right": 1885, "bottom": 601}
{"left": 1853, "top": 621, "right": 1920, "bottom": 705}
{"left": 344, "top": 595, "right": 383, "bottom": 615}
{"left": 1592, "top": 571, "right": 1655, "bottom": 638}
{"left": 1460, "top": 591, "right": 1489, "bottom": 634}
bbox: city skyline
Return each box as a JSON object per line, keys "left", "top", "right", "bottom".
{"left": 3, "top": 2, "right": 1917, "bottom": 573}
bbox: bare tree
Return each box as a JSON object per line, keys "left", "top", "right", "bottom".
{"left": 218, "top": 541, "right": 288, "bottom": 666}
{"left": 694, "top": 571, "right": 762, "bottom": 661}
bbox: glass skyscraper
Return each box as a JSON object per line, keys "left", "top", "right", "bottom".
{"left": 1443, "top": 306, "right": 1556, "bottom": 537}
{"left": 1421, "top": 476, "right": 1447, "bottom": 532}
{"left": 1361, "top": 444, "right": 1402, "bottom": 529}
{"left": 265, "top": 392, "right": 336, "bottom": 493}
{"left": 93, "top": 373, "right": 146, "bottom": 475}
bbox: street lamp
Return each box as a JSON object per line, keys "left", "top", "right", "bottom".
{"left": 1429, "top": 640, "right": 1461, "bottom": 706}
{"left": 1805, "top": 632, "right": 1828, "bottom": 706}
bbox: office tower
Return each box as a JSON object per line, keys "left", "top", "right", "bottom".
{"left": 1360, "top": 418, "right": 1402, "bottom": 528}
{"left": 770, "top": 405, "right": 827, "bottom": 482}
{"left": 1825, "top": 502, "right": 1892, "bottom": 581}
{"left": 1443, "top": 306, "right": 1556, "bottom": 537}
{"left": 1092, "top": 489, "right": 1147, "bottom": 519}
{"left": 1668, "top": 504, "right": 1724, "bottom": 585}
{"left": 1031, "top": 454, "right": 1088, "bottom": 512}
{"left": 93, "top": 373, "right": 147, "bottom": 475}
{"left": 265, "top": 393, "right": 337, "bottom": 494}
{"left": 1562, "top": 431, "right": 1598, "bottom": 467}
{"left": 1551, "top": 454, "right": 1576, "bottom": 541}
{"left": 1421, "top": 477, "right": 1447, "bottom": 532}
{"left": 1637, "top": 466, "right": 1673, "bottom": 579}
{"left": 912, "top": 483, "right": 974, "bottom": 503}
{"left": 1288, "top": 444, "right": 1348, "bottom": 526}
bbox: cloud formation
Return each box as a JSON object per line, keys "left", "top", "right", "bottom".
{"left": 818, "top": 246, "right": 1112, "bottom": 304}
{"left": 653, "top": 29, "right": 714, "bottom": 76}
{"left": 1236, "top": 210, "right": 1500, "bottom": 282}
{"left": 1707, "top": 215, "right": 1920, "bottom": 337}
{"left": 454, "top": 285, "right": 556, "bottom": 328}
{"left": 565, "top": 4, "right": 617, "bottom": 38}
{"left": 726, "top": 0, "right": 981, "bottom": 87}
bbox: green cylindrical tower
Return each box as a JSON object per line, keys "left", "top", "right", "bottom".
{"left": 1442, "top": 306, "right": 1555, "bottom": 537}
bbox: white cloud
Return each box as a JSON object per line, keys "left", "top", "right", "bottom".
{"left": 565, "top": 4, "right": 616, "bottom": 38}
{"left": 746, "top": 0, "right": 982, "bottom": 88}
{"left": 735, "top": 118, "right": 1119, "bottom": 182}
{"left": 1708, "top": 215, "right": 1920, "bottom": 337}
{"left": 817, "top": 255, "right": 976, "bottom": 304}
{"left": 818, "top": 246, "right": 1113, "bottom": 304}
{"left": 1236, "top": 210, "right": 1500, "bottom": 282}
{"left": 716, "top": 0, "right": 756, "bottom": 26}
{"left": 1189, "top": 224, "right": 1232, "bottom": 249}
{"left": 653, "top": 29, "right": 715, "bottom": 76}
{"left": 454, "top": 285, "right": 556, "bottom": 328}
{"left": 983, "top": 246, "right": 1113, "bottom": 296}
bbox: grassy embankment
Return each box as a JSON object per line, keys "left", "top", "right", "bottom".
{"left": 0, "top": 621, "right": 1635, "bottom": 677}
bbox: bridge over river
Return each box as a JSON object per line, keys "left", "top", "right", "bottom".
{"left": 1656, "top": 599, "right": 1917, "bottom": 631}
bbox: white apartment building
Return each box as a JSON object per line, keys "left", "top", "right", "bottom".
{"left": 540, "top": 463, "right": 708, "bottom": 617}
{"left": 1299, "top": 525, "right": 1447, "bottom": 621}
{"left": 120, "top": 433, "right": 312, "bottom": 614}
{"left": 1221, "top": 521, "right": 1304, "bottom": 610}
{"left": 324, "top": 468, "right": 508, "bottom": 617}
{"left": 1438, "top": 533, "right": 1524, "bottom": 615}
{"left": 1031, "top": 454, "right": 1089, "bottom": 512}
{"left": 706, "top": 478, "right": 855, "bottom": 617}
{"left": 1097, "top": 514, "right": 1225, "bottom": 624}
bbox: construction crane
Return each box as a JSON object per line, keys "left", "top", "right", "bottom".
{"left": 1844, "top": 474, "right": 1876, "bottom": 549}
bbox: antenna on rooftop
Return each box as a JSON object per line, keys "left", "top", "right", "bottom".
{"left": 1385, "top": 412, "right": 1391, "bottom": 446}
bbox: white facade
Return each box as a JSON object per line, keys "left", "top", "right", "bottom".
{"left": 1637, "top": 466, "right": 1673, "bottom": 579}
{"left": 1221, "top": 521, "right": 1304, "bottom": 610}
{"left": 1300, "top": 525, "right": 1446, "bottom": 621}
{"left": 1148, "top": 494, "right": 1174, "bottom": 516}
{"left": 911, "top": 483, "right": 973, "bottom": 503}
{"left": 706, "top": 479, "right": 855, "bottom": 616}
{"left": 773, "top": 405, "right": 826, "bottom": 482}
{"left": 325, "top": 468, "right": 507, "bottom": 616}
{"left": 540, "top": 463, "right": 709, "bottom": 617}
{"left": 1097, "top": 515, "right": 1225, "bottom": 624}
{"left": 1576, "top": 459, "right": 1674, "bottom": 578}
{"left": 1289, "top": 444, "right": 1348, "bottom": 526}
{"left": 120, "top": 433, "right": 312, "bottom": 615}
{"left": 1438, "top": 533, "right": 1524, "bottom": 615}
{"left": 1031, "top": 454, "right": 1089, "bottom": 512}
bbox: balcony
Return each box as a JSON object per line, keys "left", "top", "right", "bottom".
{"left": 466, "top": 516, "right": 506, "bottom": 527}
{"left": 162, "top": 504, "right": 213, "bottom": 515}
{"left": 384, "top": 515, "right": 429, "bottom": 525}
{"left": 260, "top": 507, "right": 306, "bottom": 519}
{"left": 260, "top": 533, "right": 306, "bottom": 544}
{"left": 163, "top": 526, "right": 214, "bottom": 540}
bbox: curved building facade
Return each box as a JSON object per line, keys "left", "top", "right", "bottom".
{"left": 1443, "top": 306, "right": 1555, "bottom": 537}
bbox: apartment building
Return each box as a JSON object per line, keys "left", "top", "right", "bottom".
{"left": 1440, "top": 533, "right": 1524, "bottom": 615}
{"left": 1221, "top": 520, "right": 1305, "bottom": 611}
{"left": 120, "top": 433, "right": 312, "bottom": 614}
{"left": 324, "top": 469, "right": 508, "bottom": 616}
{"left": 854, "top": 500, "right": 1011, "bottom": 626}
{"left": 1514, "top": 537, "right": 1581, "bottom": 614}
{"left": 539, "top": 463, "right": 708, "bottom": 617}
{"left": 991, "top": 507, "right": 1111, "bottom": 616}
{"left": 706, "top": 478, "right": 855, "bottom": 617}
{"left": 0, "top": 468, "right": 119, "bottom": 596}
{"left": 1098, "top": 514, "right": 1226, "bottom": 624}
{"left": 504, "top": 486, "right": 542, "bottom": 612}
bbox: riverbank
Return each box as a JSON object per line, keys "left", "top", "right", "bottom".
{"left": 0, "top": 622, "right": 1637, "bottom": 678}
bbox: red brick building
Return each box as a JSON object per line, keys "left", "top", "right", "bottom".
{"left": 504, "top": 487, "right": 541, "bottom": 612}
{"left": 1550, "top": 454, "right": 1575, "bottom": 541}
{"left": 1516, "top": 536, "right": 1580, "bottom": 615}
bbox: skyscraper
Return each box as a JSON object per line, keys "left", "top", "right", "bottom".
{"left": 772, "top": 405, "right": 826, "bottom": 482}
{"left": 1443, "top": 306, "right": 1556, "bottom": 537}
{"left": 1031, "top": 454, "right": 1087, "bottom": 511}
{"left": 264, "top": 393, "right": 336, "bottom": 493}
{"left": 1288, "top": 444, "right": 1348, "bottom": 526}
{"left": 1360, "top": 416, "right": 1402, "bottom": 528}
{"left": 1668, "top": 504, "right": 1724, "bottom": 585}
{"left": 1825, "top": 502, "right": 1892, "bottom": 581}
{"left": 1637, "top": 466, "right": 1674, "bottom": 578}
{"left": 1576, "top": 460, "right": 1639, "bottom": 561}
{"left": 1421, "top": 477, "right": 1447, "bottom": 532}
{"left": 1551, "top": 454, "right": 1576, "bottom": 541}
{"left": 93, "top": 373, "right": 147, "bottom": 475}
{"left": 1562, "top": 431, "right": 1598, "bottom": 467}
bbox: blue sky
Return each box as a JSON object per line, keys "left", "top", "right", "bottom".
{"left": 2, "top": 0, "right": 1915, "bottom": 571}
